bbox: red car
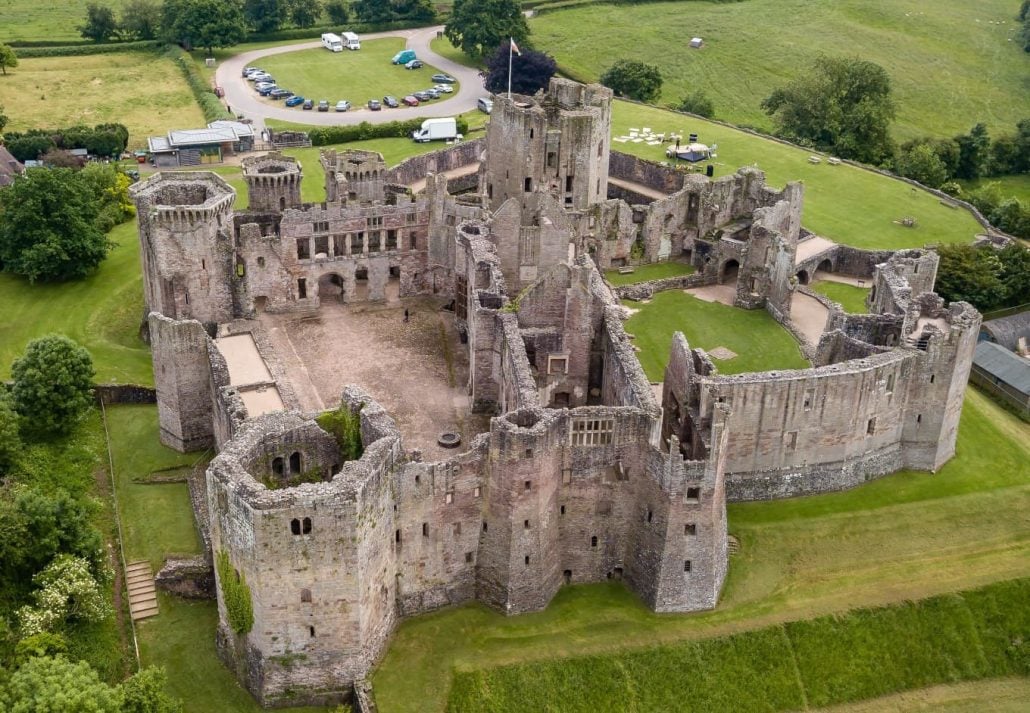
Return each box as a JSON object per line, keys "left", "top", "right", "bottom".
{"left": 402, "top": 95, "right": 419, "bottom": 107}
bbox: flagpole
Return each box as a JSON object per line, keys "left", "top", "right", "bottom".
{"left": 507, "top": 37, "right": 513, "bottom": 99}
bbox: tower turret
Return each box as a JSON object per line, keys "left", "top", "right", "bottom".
{"left": 242, "top": 152, "right": 303, "bottom": 212}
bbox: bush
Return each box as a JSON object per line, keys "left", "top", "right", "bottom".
{"left": 600, "top": 59, "right": 663, "bottom": 102}
{"left": 3, "top": 123, "right": 129, "bottom": 162}
{"left": 162, "top": 45, "right": 233, "bottom": 123}
{"left": 13, "top": 40, "right": 162, "bottom": 58}
{"left": 10, "top": 335, "right": 95, "bottom": 435}
{"left": 675, "top": 90, "right": 715, "bottom": 118}
{"left": 17, "top": 555, "right": 111, "bottom": 637}
{"left": 306, "top": 116, "right": 470, "bottom": 145}
{"left": 216, "top": 550, "right": 253, "bottom": 635}
{"left": 316, "top": 404, "right": 364, "bottom": 462}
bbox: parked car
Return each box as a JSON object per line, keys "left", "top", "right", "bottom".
{"left": 285, "top": 95, "right": 304, "bottom": 107}
{"left": 270, "top": 89, "right": 293, "bottom": 99}
{"left": 402, "top": 95, "right": 419, "bottom": 107}
{"left": 303, "top": 98, "right": 314, "bottom": 110}
{"left": 477, "top": 96, "right": 494, "bottom": 114}
{"left": 413, "top": 90, "right": 432, "bottom": 102}
{"left": 317, "top": 99, "right": 329, "bottom": 112}
{"left": 248, "top": 72, "right": 272, "bottom": 83}
{"left": 242, "top": 66, "right": 259, "bottom": 77}
{"left": 335, "top": 100, "right": 352, "bottom": 112}
{"left": 382, "top": 95, "right": 400, "bottom": 108}
{"left": 431, "top": 73, "right": 456, "bottom": 84}
{"left": 392, "top": 50, "right": 417, "bottom": 65}
{"left": 434, "top": 84, "right": 454, "bottom": 93}
{"left": 257, "top": 85, "right": 278, "bottom": 96}
{"left": 405, "top": 59, "right": 423, "bottom": 69}
{"left": 256, "top": 81, "right": 275, "bottom": 90}
{"left": 423, "top": 88, "right": 441, "bottom": 99}
{"left": 367, "top": 99, "right": 382, "bottom": 111}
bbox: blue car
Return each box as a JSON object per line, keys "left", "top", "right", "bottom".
{"left": 285, "top": 95, "right": 304, "bottom": 107}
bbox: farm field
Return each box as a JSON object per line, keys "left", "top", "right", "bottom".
{"left": 0, "top": 0, "right": 129, "bottom": 43}
{"left": 530, "top": 0, "right": 1030, "bottom": 142}
{"left": 371, "top": 388, "right": 1030, "bottom": 713}
{"left": 256, "top": 38, "right": 457, "bottom": 110}
{"left": 1, "top": 51, "right": 206, "bottom": 146}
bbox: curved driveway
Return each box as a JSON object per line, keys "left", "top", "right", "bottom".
{"left": 216, "top": 26, "right": 483, "bottom": 130}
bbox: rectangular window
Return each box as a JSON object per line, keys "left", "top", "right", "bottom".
{"left": 474, "top": 486, "right": 481, "bottom": 498}
{"left": 368, "top": 215, "right": 383, "bottom": 228}
{"left": 422, "top": 522, "right": 429, "bottom": 537}
{"left": 786, "top": 431, "right": 798, "bottom": 450}
{"left": 296, "top": 239, "right": 310, "bottom": 260}
{"left": 368, "top": 231, "right": 381, "bottom": 252}
{"left": 314, "top": 221, "right": 329, "bottom": 233}
{"left": 524, "top": 519, "right": 530, "bottom": 529}
{"left": 548, "top": 355, "right": 569, "bottom": 375}
{"left": 886, "top": 373, "right": 895, "bottom": 394}
{"left": 684, "top": 560, "right": 692, "bottom": 573}
{"left": 867, "top": 418, "right": 876, "bottom": 436}
{"left": 525, "top": 555, "right": 530, "bottom": 565}
{"left": 297, "top": 278, "right": 307, "bottom": 299}
{"left": 570, "top": 418, "right": 614, "bottom": 446}
{"left": 565, "top": 175, "right": 573, "bottom": 192}
{"left": 386, "top": 229, "right": 397, "bottom": 250}
{"left": 453, "top": 522, "right": 461, "bottom": 536}
{"left": 803, "top": 388, "right": 814, "bottom": 411}
{"left": 406, "top": 212, "right": 417, "bottom": 224}
{"left": 524, "top": 177, "right": 533, "bottom": 193}
{"left": 465, "top": 552, "right": 473, "bottom": 563}
{"left": 546, "top": 152, "right": 556, "bottom": 168}
{"left": 410, "top": 231, "right": 417, "bottom": 250}
{"left": 686, "top": 487, "right": 700, "bottom": 503}
{"left": 445, "top": 492, "right": 454, "bottom": 504}
{"left": 524, "top": 480, "right": 532, "bottom": 491}
{"left": 684, "top": 523, "right": 696, "bottom": 536}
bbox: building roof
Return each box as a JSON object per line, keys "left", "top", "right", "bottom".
{"left": 147, "top": 120, "right": 254, "bottom": 154}
{"left": 208, "top": 120, "right": 255, "bottom": 139}
{"left": 973, "top": 341, "right": 1030, "bottom": 395}
{"left": 0, "top": 145, "right": 25, "bottom": 187}
{"left": 981, "top": 311, "right": 1030, "bottom": 351}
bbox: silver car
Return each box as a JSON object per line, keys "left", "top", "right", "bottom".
{"left": 335, "top": 100, "right": 352, "bottom": 112}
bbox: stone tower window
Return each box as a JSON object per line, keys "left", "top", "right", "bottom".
{"left": 916, "top": 414, "right": 922, "bottom": 426}
{"left": 560, "top": 505, "right": 566, "bottom": 516}
{"left": 685, "top": 523, "right": 696, "bottom": 536}
{"left": 297, "top": 278, "right": 307, "bottom": 299}
{"left": 272, "top": 457, "right": 284, "bottom": 476}
{"left": 524, "top": 555, "right": 530, "bottom": 565}
{"left": 290, "top": 518, "right": 301, "bottom": 535}
{"left": 302, "top": 517, "right": 312, "bottom": 534}
{"left": 524, "top": 480, "right": 532, "bottom": 491}
{"left": 309, "top": 626, "right": 316, "bottom": 637}
{"left": 300, "top": 588, "right": 312, "bottom": 603}
{"left": 686, "top": 487, "right": 701, "bottom": 503}
{"left": 289, "top": 452, "right": 301, "bottom": 474}
{"left": 257, "top": 256, "right": 266, "bottom": 268}
{"left": 523, "top": 519, "right": 530, "bottom": 529}
{"left": 930, "top": 374, "right": 935, "bottom": 384}
{"left": 886, "top": 373, "right": 895, "bottom": 394}
{"left": 684, "top": 560, "right": 692, "bottom": 573}
{"left": 465, "top": 552, "right": 473, "bottom": 563}
{"left": 422, "top": 522, "right": 429, "bottom": 537}
{"left": 867, "top": 418, "right": 876, "bottom": 436}
{"left": 482, "top": 521, "right": 488, "bottom": 532}
{"left": 591, "top": 536, "right": 598, "bottom": 548}
{"left": 524, "top": 177, "right": 532, "bottom": 193}
{"left": 395, "top": 529, "right": 401, "bottom": 544}
{"left": 453, "top": 522, "right": 462, "bottom": 536}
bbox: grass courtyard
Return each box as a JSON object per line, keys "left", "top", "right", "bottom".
{"left": 810, "top": 280, "right": 870, "bottom": 314}
{"left": 256, "top": 38, "right": 456, "bottom": 108}
{"left": 530, "top": 0, "right": 1030, "bottom": 142}
{"left": 603, "top": 260, "right": 695, "bottom": 286}
{"left": 0, "top": 51, "right": 206, "bottom": 146}
{"left": 623, "top": 289, "right": 809, "bottom": 379}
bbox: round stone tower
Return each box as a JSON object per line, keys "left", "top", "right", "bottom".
{"left": 242, "top": 152, "right": 303, "bottom": 213}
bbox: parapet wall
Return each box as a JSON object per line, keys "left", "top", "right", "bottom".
{"left": 385, "top": 138, "right": 483, "bottom": 187}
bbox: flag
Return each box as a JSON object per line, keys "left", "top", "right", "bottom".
{"left": 510, "top": 38, "right": 521, "bottom": 56}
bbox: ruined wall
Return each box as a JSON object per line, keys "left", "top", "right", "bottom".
{"left": 148, "top": 313, "right": 215, "bottom": 452}
{"left": 385, "top": 139, "right": 484, "bottom": 187}
{"left": 243, "top": 153, "right": 303, "bottom": 213}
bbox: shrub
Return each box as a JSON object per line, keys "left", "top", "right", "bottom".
{"left": 13, "top": 41, "right": 162, "bottom": 58}
{"left": 17, "top": 555, "right": 111, "bottom": 637}
{"left": 600, "top": 59, "right": 663, "bottom": 102}
{"left": 10, "top": 335, "right": 95, "bottom": 434}
{"left": 216, "top": 550, "right": 253, "bottom": 635}
{"left": 316, "top": 404, "right": 364, "bottom": 462}
{"left": 306, "top": 116, "right": 470, "bottom": 145}
{"left": 675, "top": 89, "right": 715, "bottom": 118}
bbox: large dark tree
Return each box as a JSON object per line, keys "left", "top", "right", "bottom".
{"left": 163, "top": 0, "right": 247, "bottom": 55}
{"left": 0, "top": 169, "right": 111, "bottom": 282}
{"left": 762, "top": 55, "right": 896, "bottom": 165}
{"left": 954, "top": 123, "right": 991, "bottom": 179}
{"left": 119, "top": 0, "right": 162, "bottom": 40}
{"left": 10, "top": 335, "right": 96, "bottom": 436}
{"left": 325, "top": 0, "right": 350, "bottom": 24}
{"left": 484, "top": 44, "right": 556, "bottom": 96}
{"left": 352, "top": 0, "right": 394, "bottom": 24}
{"left": 446, "top": 0, "right": 529, "bottom": 59}
{"left": 600, "top": 59, "right": 663, "bottom": 102}
{"left": 244, "top": 0, "right": 289, "bottom": 33}
{"left": 78, "top": 3, "right": 119, "bottom": 42}
{"left": 288, "top": 0, "right": 322, "bottom": 28}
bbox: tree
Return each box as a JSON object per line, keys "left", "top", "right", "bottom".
{"left": 0, "top": 397, "right": 20, "bottom": 473}
{"left": 762, "top": 55, "right": 896, "bottom": 165}
{"left": 80, "top": 163, "right": 136, "bottom": 233}
{"left": 163, "top": 0, "right": 247, "bottom": 55}
{"left": 17, "top": 555, "right": 111, "bottom": 637}
{"left": 933, "top": 243, "right": 1006, "bottom": 311}
{"left": 288, "top": 0, "right": 322, "bottom": 28}
{"left": 445, "top": 0, "right": 529, "bottom": 59}
{"left": 483, "top": 44, "right": 556, "bottom": 96}
{"left": 998, "top": 243, "right": 1030, "bottom": 304}
{"left": 40, "top": 148, "right": 83, "bottom": 169}
{"left": 325, "top": 0, "right": 350, "bottom": 24}
{"left": 352, "top": 0, "right": 394, "bottom": 24}
{"left": 10, "top": 335, "right": 95, "bottom": 435}
{"left": 954, "top": 123, "right": 990, "bottom": 179}
{"left": 120, "top": 0, "right": 162, "bottom": 40}
{"left": 0, "top": 656, "right": 122, "bottom": 713}
{"left": 675, "top": 90, "right": 715, "bottom": 118}
{"left": 0, "top": 169, "right": 112, "bottom": 282}
{"left": 0, "top": 104, "right": 8, "bottom": 132}
{"left": 0, "top": 44, "right": 18, "bottom": 76}
{"left": 78, "top": 3, "right": 119, "bottom": 42}
{"left": 120, "top": 667, "right": 182, "bottom": 713}
{"left": 894, "top": 142, "right": 949, "bottom": 188}
{"left": 244, "top": 0, "right": 289, "bottom": 33}
{"left": 394, "top": 0, "right": 435, "bottom": 22}
{"left": 600, "top": 59, "right": 663, "bottom": 102}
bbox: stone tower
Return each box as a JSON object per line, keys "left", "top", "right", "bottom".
{"left": 482, "top": 78, "right": 612, "bottom": 214}
{"left": 321, "top": 149, "right": 388, "bottom": 204}
{"left": 242, "top": 152, "right": 302, "bottom": 213}
{"left": 130, "top": 172, "right": 236, "bottom": 326}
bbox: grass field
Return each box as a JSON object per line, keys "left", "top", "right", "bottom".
{"left": 530, "top": 0, "right": 1030, "bottom": 142}
{"left": 609, "top": 102, "right": 984, "bottom": 250}
{"left": 818, "top": 678, "right": 1030, "bottom": 713}
{"left": 958, "top": 174, "right": 1030, "bottom": 204}
{"left": 811, "top": 281, "right": 870, "bottom": 314}
{"left": 603, "top": 260, "right": 695, "bottom": 286}
{"left": 256, "top": 38, "right": 457, "bottom": 108}
{"left": 0, "top": 51, "right": 206, "bottom": 147}
{"left": 371, "top": 388, "right": 1030, "bottom": 712}
{"left": 623, "top": 290, "right": 809, "bottom": 378}
{"left": 0, "top": 0, "right": 129, "bottom": 43}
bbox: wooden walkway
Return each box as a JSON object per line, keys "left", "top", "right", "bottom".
{"left": 126, "top": 560, "right": 159, "bottom": 621}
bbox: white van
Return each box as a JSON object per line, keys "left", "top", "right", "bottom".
{"left": 321, "top": 33, "right": 343, "bottom": 52}
{"left": 341, "top": 31, "right": 361, "bottom": 50}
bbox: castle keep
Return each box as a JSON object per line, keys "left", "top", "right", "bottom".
{"left": 131, "top": 79, "right": 979, "bottom": 706}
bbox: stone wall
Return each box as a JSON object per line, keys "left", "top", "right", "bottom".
{"left": 384, "top": 139, "right": 483, "bottom": 187}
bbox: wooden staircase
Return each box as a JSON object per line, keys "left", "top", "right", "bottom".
{"left": 727, "top": 535, "right": 741, "bottom": 556}
{"left": 126, "top": 560, "right": 159, "bottom": 621}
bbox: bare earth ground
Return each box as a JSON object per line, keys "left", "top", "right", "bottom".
{"left": 685, "top": 283, "right": 736, "bottom": 305}
{"left": 789, "top": 290, "right": 831, "bottom": 347}
{"left": 795, "top": 236, "right": 837, "bottom": 264}
{"left": 815, "top": 270, "right": 873, "bottom": 287}
{"left": 260, "top": 297, "right": 487, "bottom": 460}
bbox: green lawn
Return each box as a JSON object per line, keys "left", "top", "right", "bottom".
{"left": 609, "top": 101, "right": 984, "bottom": 250}
{"left": 256, "top": 38, "right": 458, "bottom": 107}
{"left": 428, "top": 36, "right": 481, "bottom": 69}
{"left": 372, "top": 389, "right": 1030, "bottom": 713}
{"left": 623, "top": 289, "right": 809, "bottom": 379}
{"left": 817, "top": 677, "right": 1030, "bottom": 713}
{"left": 603, "top": 260, "right": 695, "bottom": 286}
{"left": 958, "top": 174, "right": 1030, "bottom": 204}
{"left": 811, "top": 281, "right": 870, "bottom": 314}
{"left": 531, "top": 0, "right": 1030, "bottom": 142}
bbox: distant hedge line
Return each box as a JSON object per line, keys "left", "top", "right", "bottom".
{"left": 14, "top": 40, "right": 163, "bottom": 58}
{"left": 307, "top": 116, "right": 470, "bottom": 146}
{"left": 163, "top": 46, "right": 234, "bottom": 124}
{"left": 246, "top": 17, "right": 445, "bottom": 44}
{"left": 449, "top": 577, "right": 1030, "bottom": 712}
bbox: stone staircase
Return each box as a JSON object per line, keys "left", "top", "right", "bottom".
{"left": 126, "top": 560, "right": 159, "bottom": 621}
{"left": 727, "top": 535, "right": 741, "bottom": 556}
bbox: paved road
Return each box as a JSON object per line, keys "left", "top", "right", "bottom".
{"left": 216, "top": 26, "right": 484, "bottom": 131}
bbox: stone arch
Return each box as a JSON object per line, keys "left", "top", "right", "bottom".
{"left": 318, "top": 272, "right": 345, "bottom": 303}
{"left": 289, "top": 451, "right": 301, "bottom": 474}
{"left": 720, "top": 259, "right": 739, "bottom": 284}
{"left": 796, "top": 269, "right": 810, "bottom": 285}
{"left": 272, "top": 456, "right": 284, "bottom": 475}
{"left": 817, "top": 258, "right": 833, "bottom": 274}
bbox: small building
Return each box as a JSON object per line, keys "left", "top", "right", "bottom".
{"left": 690, "top": 37, "right": 704, "bottom": 48}
{"left": 0, "top": 145, "right": 25, "bottom": 187}
{"left": 147, "top": 121, "right": 255, "bottom": 168}
{"left": 970, "top": 341, "right": 1030, "bottom": 420}
{"left": 979, "top": 311, "right": 1030, "bottom": 353}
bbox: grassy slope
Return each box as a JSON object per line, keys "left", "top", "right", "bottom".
{"left": 958, "top": 174, "right": 1030, "bottom": 204}
{"left": 603, "top": 260, "right": 694, "bottom": 286}
{"left": 816, "top": 677, "right": 1030, "bottom": 713}
{"left": 623, "top": 289, "right": 809, "bottom": 378}
{"left": 609, "top": 101, "right": 983, "bottom": 250}
{"left": 530, "top": 0, "right": 1030, "bottom": 142}
{"left": 0, "top": 0, "right": 129, "bottom": 43}
{"left": 1, "top": 51, "right": 206, "bottom": 148}
{"left": 372, "top": 389, "right": 1030, "bottom": 713}
{"left": 257, "top": 38, "right": 458, "bottom": 106}
{"left": 0, "top": 221, "right": 153, "bottom": 384}
{"left": 810, "top": 281, "right": 870, "bottom": 314}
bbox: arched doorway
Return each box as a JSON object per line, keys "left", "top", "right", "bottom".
{"left": 721, "top": 259, "right": 739, "bottom": 284}
{"left": 318, "top": 273, "right": 345, "bottom": 303}
{"left": 817, "top": 258, "right": 833, "bottom": 274}
{"left": 796, "top": 270, "right": 810, "bottom": 285}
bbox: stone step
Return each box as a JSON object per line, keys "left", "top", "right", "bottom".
{"left": 128, "top": 581, "right": 155, "bottom": 594}
{"left": 130, "top": 594, "right": 158, "bottom": 610}
{"left": 126, "top": 560, "right": 152, "bottom": 571}
{"left": 131, "top": 605, "right": 159, "bottom": 621}
{"left": 126, "top": 574, "right": 153, "bottom": 585}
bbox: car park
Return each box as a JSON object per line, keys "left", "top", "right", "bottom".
{"left": 335, "top": 100, "right": 352, "bottom": 112}
{"left": 285, "top": 95, "right": 304, "bottom": 107}
{"left": 317, "top": 99, "right": 329, "bottom": 112}
{"left": 431, "top": 73, "right": 456, "bottom": 84}
{"left": 405, "top": 59, "right": 423, "bottom": 69}
{"left": 434, "top": 84, "right": 454, "bottom": 93}
{"left": 382, "top": 95, "right": 400, "bottom": 108}
{"left": 303, "top": 99, "right": 314, "bottom": 110}
{"left": 477, "top": 96, "right": 494, "bottom": 114}
{"left": 367, "top": 99, "right": 382, "bottom": 111}
{"left": 270, "top": 89, "right": 293, "bottom": 99}
{"left": 402, "top": 95, "right": 419, "bottom": 106}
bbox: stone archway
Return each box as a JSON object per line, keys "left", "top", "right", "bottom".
{"left": 817, "top": 258, "right": 833, "bottom": 274}
{"left": 318, "top": 273, "right": 346, "bottom": 303}
{"left": 721, "top": 259, "right": 739, "bottom": 284}
{"left": 796, "top": 269, "right": 810, "bottom": 285}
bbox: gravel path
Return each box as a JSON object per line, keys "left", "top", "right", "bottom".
{"left": 216, "top": 26, "right": 484, "bottom": 131}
